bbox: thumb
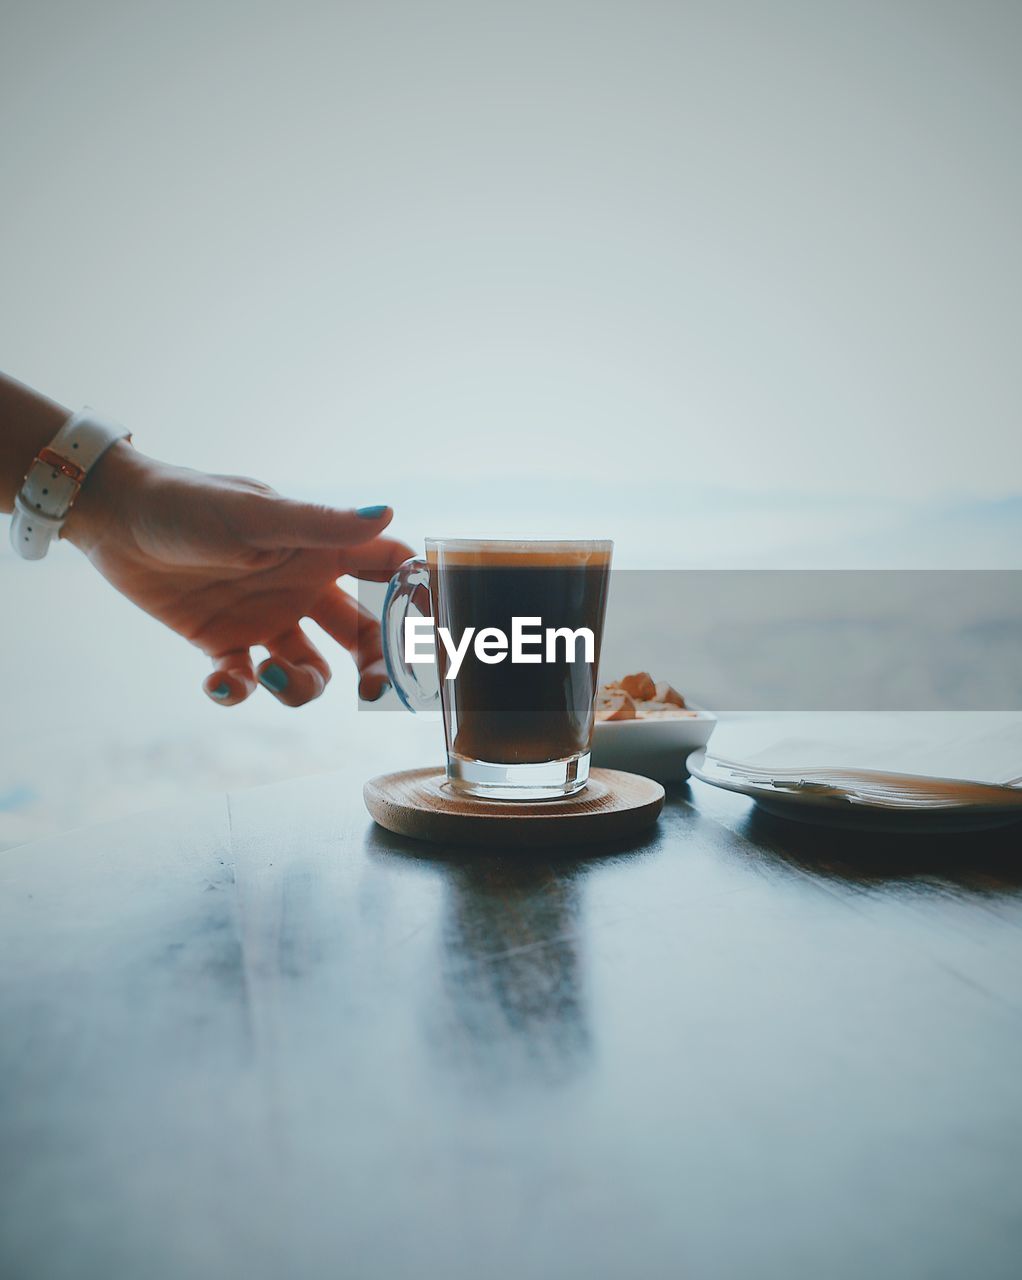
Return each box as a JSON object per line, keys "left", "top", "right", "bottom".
{"left": 247, "top": 498, "right": 393, "bottom": 550}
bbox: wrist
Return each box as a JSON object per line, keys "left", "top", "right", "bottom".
{"left": 61, "top": 439, "right": 154, "bottom": 552}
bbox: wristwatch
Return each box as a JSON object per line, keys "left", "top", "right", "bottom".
{"left": 10, "top": 409, "right": 131, "bottom": 560}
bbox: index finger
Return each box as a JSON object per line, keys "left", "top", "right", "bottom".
{"left": 247, "top": 498, "right": 394, "bottom": 550}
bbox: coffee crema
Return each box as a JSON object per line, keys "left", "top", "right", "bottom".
{"left": 426, "top": 539, "right": 613, "bottom": 569}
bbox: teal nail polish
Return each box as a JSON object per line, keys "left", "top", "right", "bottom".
{"left": 211, "top": 682, "right": 231, "bottom": 700}
{"left": 356, "top": 505, "right": 388, "bottom": 519}
{"left": 259, "top": 664, "right": 289, "bottom": 693}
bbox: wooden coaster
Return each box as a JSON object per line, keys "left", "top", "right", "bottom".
{"left": 364, "top": 767, "right": 665, "bottom": 848}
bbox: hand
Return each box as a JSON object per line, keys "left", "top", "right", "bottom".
{"left": 64, "top": 442, "right": 413, "bottom": 707}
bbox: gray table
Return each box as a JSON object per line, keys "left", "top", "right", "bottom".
{"left": 2, "top": 768, "right": 1021, "bottom": 1280}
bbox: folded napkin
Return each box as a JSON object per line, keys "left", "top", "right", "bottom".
{"left": 709, "top": 713, "right": 1022, "bottom": 789}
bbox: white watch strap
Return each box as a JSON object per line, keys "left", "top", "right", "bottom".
{"left": 10, "top": 410, "right": 131, "bottom": 560}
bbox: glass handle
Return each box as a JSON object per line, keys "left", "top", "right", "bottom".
{"left": 381, "top": 557, "right": 440, "bottom": 713}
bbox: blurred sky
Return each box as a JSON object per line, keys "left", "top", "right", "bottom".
{"left": 2, "top": 0, "right": 1021, "bottom": 529}
{"left": 2, "top": 1, "right": 1021, "bottom": 845}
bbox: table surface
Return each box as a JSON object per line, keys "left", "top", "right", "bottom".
{"left": 3, "top": 750, "right": 1022, "bottom": 1280}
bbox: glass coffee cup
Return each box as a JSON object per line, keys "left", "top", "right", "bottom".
{"left": 382, "top": 538, "right": 613, "bottom": 800}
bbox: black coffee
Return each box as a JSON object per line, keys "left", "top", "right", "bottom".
{"left": 429, "top": 551, "right": 611, "bottom": 765}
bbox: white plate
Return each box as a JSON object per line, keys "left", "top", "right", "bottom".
{"left": 687, "top": 748, "right": 1022, "bottom": 834}
{"left": 592, "top": 707, "right": 716, "bottom": 783}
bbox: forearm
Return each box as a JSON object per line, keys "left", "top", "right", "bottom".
{"left": 0, "top": 372, "right": 69, "bottom": 512}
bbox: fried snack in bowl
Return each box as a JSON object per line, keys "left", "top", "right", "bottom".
{"left": 616, "top": 671, "right": 657, "bottom": 701}
{"left": 634, "top": 701, "right": 698, "bottom": 719}
{"left": 592, "top": 671, "right": 715, "bottom": 782}
{"left": 654, "top": 681, "right": 686, "bottom": 708}
{"left": 596, "top": 687, "right": 637, "bottom": 722}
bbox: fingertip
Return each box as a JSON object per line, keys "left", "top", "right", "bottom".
{"left": 358, "top": 664, "right": 392, "bottom": 702}
{"left": 204, "top": 674, "right": 249, "bottom": 707}
{"left": 257, "top": 661, "right": 291, "bottom": 696}
{"left": 355, "top": 505, "right": 392, "bottom": 523}
{"left": 256, "top": 659, "right": 328, "bottom": 707}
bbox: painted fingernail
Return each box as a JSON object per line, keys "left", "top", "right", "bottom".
{"left": 211, "top": 682, "right": 231, "bottom": 700}
{"left": 259, "top": 664, "right": 289, "bottom": 693}
{"left": 356, "top": 505, "right": 389, "bottom": 519}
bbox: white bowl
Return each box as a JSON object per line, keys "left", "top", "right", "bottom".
{"left": 591, "top": 706, "right": 717, "bottom": 783}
